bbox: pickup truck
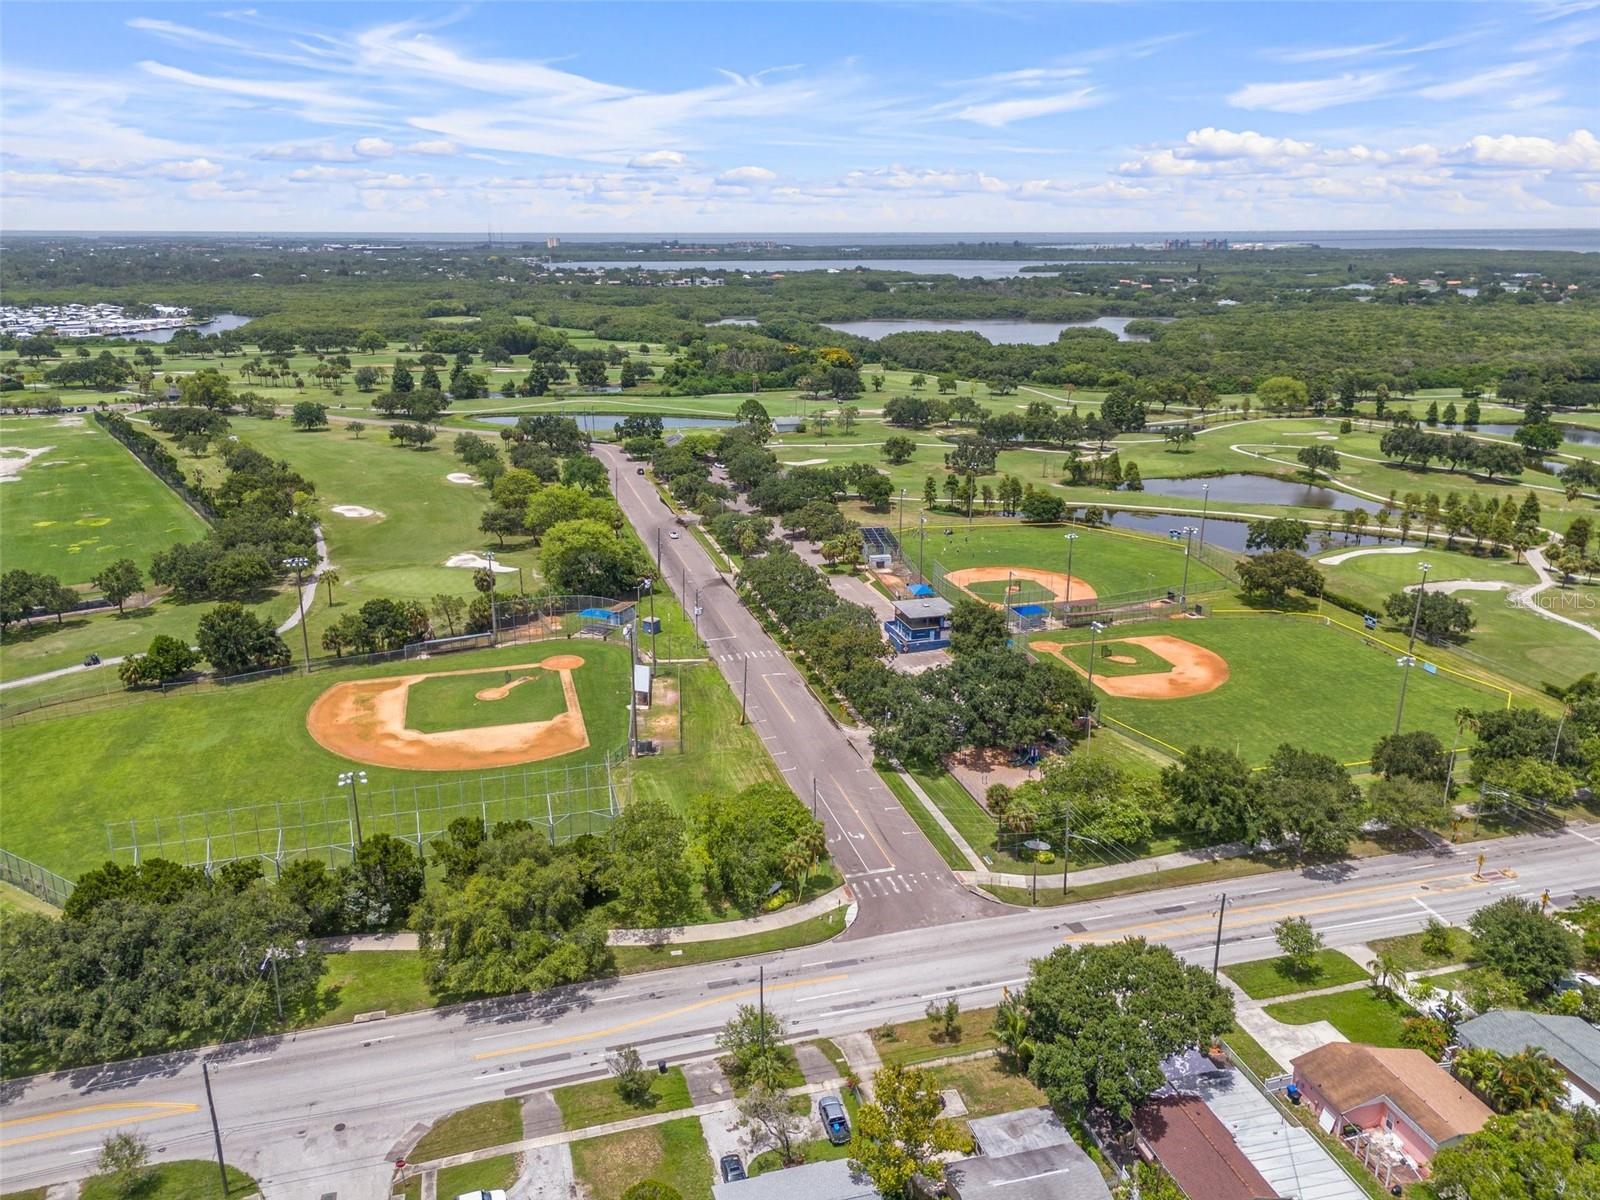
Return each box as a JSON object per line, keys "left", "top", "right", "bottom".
{"left": 818, "top": 1093, "right": 851, "bottom": 1145}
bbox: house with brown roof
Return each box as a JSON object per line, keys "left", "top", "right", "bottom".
{"left": 1134, "top": 1094, "right": 1282, "bottom": 1200}
{"left": 1290, "top": 1044, "right": 1491, "bottom": 1175}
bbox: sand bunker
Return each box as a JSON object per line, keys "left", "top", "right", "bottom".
{"left": 0, "top": 445, "right": 53, "bottom": 482}
{"left": 782, "top": 458, "right": 829, "bottom": 466}
{"left": 445, "top": 553, "right": 518, "bottom": 573}
{"left": 445, "top": 472, "right": 482, "bottom": 486}
{"left": 1405, "top": 579, "right": 1514, "bottom": 595}
{"left": 306, "top": 658, "right": 589, "bottom": 770}
{"left": 946, "top": 565, "right": 1097, "bottom": 606}
{"left": 1036, "top": 634, "right": 1228, "bottom": 700}
{"left": 330, "top": 504, "right": 384, "bottom": 519}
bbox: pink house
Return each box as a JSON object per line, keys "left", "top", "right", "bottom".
{"left": 1290, "top": 1044, "right": 1491, "bottom": 1177}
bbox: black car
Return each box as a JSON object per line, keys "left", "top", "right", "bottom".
{"left": 719, "top": 1154, "right": 746, "bottom": 1183}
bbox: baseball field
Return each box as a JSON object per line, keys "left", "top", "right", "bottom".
{"left": 1029, "top": 611, "right": 1510, "bottom": 766}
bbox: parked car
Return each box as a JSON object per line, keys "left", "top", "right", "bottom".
{"left": 720, "top": 1154, "right": 747, "bottom": 1182}
{"left": 454, "top": 1191, "right": 507, "bottom": 1200}
{"left": 669, "top": 530, "right": 679, "bottom": 539}
{"left": 636, "top": 466, "right": 645, "bottom": 474}
{"left": 818, "top": 1093, "right": 851, "bottom": 1145}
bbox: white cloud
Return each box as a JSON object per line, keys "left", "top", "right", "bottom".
{"left": 719, "top": 165, "right": 777, "bottom": 183}
{"left": 126, "top": 17, "right": 249, "bottom": 50}
{"left": 630, "top": 150, "right": 687, "bottom": 169}
{"left": 1457, "top": 129, "right": 1600, "bottom": 169}
{"left": 1183, "top": 127, "right": 1315, "bottom": 160}
{"left": 409, "top": 140, "right": 459, "bottom": 156}
{"left": 137, "top": 60, "right": 381, "bottom": 121}
{"left": 353, "top": 137, "right": 397, "bottom": 158}
{"left": 1419, "top": 61, "right": 1541, "bottom": 100}
{"left": 1228, "top": 70, "right": 1405, "bottom": 113}
{"left": 955, "top": 88, "right": 1101, "bottom": 127}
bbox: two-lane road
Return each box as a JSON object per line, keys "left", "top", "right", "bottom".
{"left": 598, "top": 445, "right": 990, "bottom": 936}
{"left": 3, "top": 825, "right": 1595, "bottom": 1197}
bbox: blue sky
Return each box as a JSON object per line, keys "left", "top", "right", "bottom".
{"left": 2, "top": 1, "right": 1596, "bottom": 232}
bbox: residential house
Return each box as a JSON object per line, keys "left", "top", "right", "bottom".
{"left": 1134, "top": 1093, "right": 1282, "bottom": 1200}
{"left": 1457, "top": 1009, "right": 1600, "bottom": 1108}
{"left": 943, "top": 1108, "right": 1112, "bottom": 1200}
{"left": 712, "top": 1159, "right": 875, "bottom": 1200}
{"left": 1290, "top": 1044, "right": 1491, "bottom": 1176}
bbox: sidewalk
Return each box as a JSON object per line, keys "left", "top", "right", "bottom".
{"left": 607, "top": 887, "right": 851, "bottom": 945}
{"left": 894, "top": 771, "right": 987, "bottom": 872}
{"left": 958, "top": 838, "right": 1250, "bottom": 891}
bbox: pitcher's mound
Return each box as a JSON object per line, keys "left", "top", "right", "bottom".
{"left": 1038, "top": 634, "right": 1228, "bottom": 700}
{"left": 539, "top": 654, "right": 586, "bottom": 671}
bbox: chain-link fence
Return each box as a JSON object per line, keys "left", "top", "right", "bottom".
{"left": 103, "top": 750, "right": 629, "bottom": 873}
{"left": 0, "top": 847, "right": 73, "bottom": 908}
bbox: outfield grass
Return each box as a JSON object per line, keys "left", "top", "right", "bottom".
{"left": 2, "top": 641, "right": 631, "bottom": 875}
{"left": 554, "top": 1068, "right": 692, "bottom": 1131}
{"left": 0, "top": 416, "right": 209, "bottom": 585}
{"left": 1221, "top": 950, "right": 1369, "bottom": 1000}
{"left": 1262, "top": 988, "right": 1415, "bottom": 1046}
{"left": 1031, "top": 611, "right": 1508, "bottom": 765}
{"left": 78, "top": 1161, "right": 258, "bottom": 1200}
{"left": 404, "top": 665, "right": 567, "bottom": 732}
{"left": 570, "top": 1116, "right": 713, "bottom": 1200}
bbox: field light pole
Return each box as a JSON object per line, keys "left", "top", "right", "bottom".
{"left": 338, "top": 770, "right": 367, "bottom": 847}
{"left": 1063, "top": 533, "right": 1078, "bottom": 611}
{"left": 1197, "top": 483, "right": 1211, "bottom": 558}
{"left": 1394, "top": 562, "right": 1433, "bottom": 735}
{"left": 898, "top": 489, "right": 907, "bottom": 543}
{"left": 284, "top": 555, "right": 311, "bottom": 670}
{"left": 918, "top": 513, "right": 928, "bottom": 582}
{"left": 1084, "top": 621, "right": 1106, "bottom": 741}
{"left": 483, "top": 550, "right": 500, "bottom": 645}
{"left": 1179, "top": 526, "right": 1198, "bottom": 607}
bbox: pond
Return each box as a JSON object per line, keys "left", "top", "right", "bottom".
{"left": 476, "top": 413, "right": 800, "bottom": 434}
{"left": 820, "top": 316, "right": 1172, "bottom": 345}
{"left": 1472, "top": 422, "right": 1600, "bottom": 447}
{"left": 127, "top": 313, "right": 252, "bottom": 342}
{"left": 1139, "top": 473, "right": 1369, "bottom": 511}
{"left": 560, "top": 258, "right": 1066, "bottom": 278}
{"left": 1100, "top": 510, "right": 1391, "bottom": 554}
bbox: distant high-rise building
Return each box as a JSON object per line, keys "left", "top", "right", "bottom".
{"left": 546, "top": 236, "right": 561, "bottom": 249}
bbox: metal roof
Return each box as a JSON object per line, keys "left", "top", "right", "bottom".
{"left": 1457, "top": 1010, "right": 1600, "bottom": 1097}
{"left": 711, "top": 1159, "right": 876, "bottom": 1200}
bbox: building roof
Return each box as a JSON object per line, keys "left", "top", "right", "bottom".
{"left": 892, "top": 597, "right": 952, "bottom": 619}
{"left": 967, "top": 1107, "right": 1076, "bottom": 1157}
{"left": 945, "top": 1145, "right": 1110, "bottom": 1200}
{"left": 1135, "top": 1094, "right": 1282, "bottom": 1200}
{"left": 711, "top": 1159, "right": 876, "bottom": 1200}
{"left": 1457, "top": 1010, "right": 1600, "bottom": 1096}
{"left": 1291, "top": 1044, "right": 1491, "bottom": 1146}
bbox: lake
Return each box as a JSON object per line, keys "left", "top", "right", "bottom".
{"left": 1100, "top": 510, "right": 1390, "bottom": 554}
{"left": 127, "top": 312, "right": 251, "bottom": 342}
{"left": 820, "top": 316, "right": 1171, "bottom": 344}
{"left": 561, "top": 259, "right": 1063, "bottom": 278}
{"left": 1140, "top": 472, "right": 1369, "bottom": 511}
{"left": 1472, "top": 422, "right": 1600, "bottom": 448}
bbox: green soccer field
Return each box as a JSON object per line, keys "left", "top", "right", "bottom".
{"left": 1, "top": 641, "right": 633, "bottom": 876}
{"left": 1030, "top": 612, "right": 1512, "bottom": 766}
{"left": 0, "top": 416, "right": 210, "bottom": 585}
{"left": 404, "top": 665, "right": 568, "bottom": 732}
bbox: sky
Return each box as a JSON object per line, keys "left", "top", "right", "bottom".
{"left": 1, "top": 1, "right": 1597, "bottom": 234}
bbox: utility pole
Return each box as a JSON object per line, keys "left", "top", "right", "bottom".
{"left": 629, "top": 617, "right": 639, "bottom": 754}
{"left": 1062, "top": 802, "right": 1071, "bottom": 895}
{"left": 202, "top": 1060, "right": 230, "bottom": 1197}
{"left": 1394, "top": 563, "right": 1432, "bottom": 734}
{"left": 758, "top": 964, "right": 766, "bottom": 1056}
{"left": 1084, "top": 622, "right": 1105, "bottom": 741}
{"left": 740, "top": 656, "right": 749, "bottom": 725}
{"left": 1212, "top": 893, "right": 1228, "bottom": 977}
{"left": 812, "top": 775, "right": 818, "bottom": 816}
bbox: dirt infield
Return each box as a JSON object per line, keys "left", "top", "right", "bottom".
{"left": 946, "top": 565, "right": 1097, "bottom": 606}
{"left": 306, "top": 658, "right": 590, "bottom": 770}
{"left": 1036, "top": 634, "right": 1229, "bottom": 700}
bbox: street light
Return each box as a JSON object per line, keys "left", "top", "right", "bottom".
{"left": 1023, "top": 837, "right": 1050, "bottom": 905}
{"left": 483, "top": 549, "right": 500, "bottom": 644}
{"left": 283, "top": 555, "right": 312, "bottom": 669}
{"left": 1063, "top": 532, "right": 1078, "bottom": 612}
{"left": 338, "top": 770, "right": 367, "bottom": 847}
{"left": 1394, "top": 562, "right": 1432, "bottom": 734}
{"left": 1084, "top": 621, "right": 1106, "bottom": 741}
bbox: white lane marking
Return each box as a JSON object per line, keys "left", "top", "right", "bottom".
{"left": 229, "top": 1056, "right": 272, "bottom": 1067}
{"left": 796, "top": 988, "right": 861, "bottom": 1005}
{"left": 1413, "top": 896, "right": 1447, "bottom": 923}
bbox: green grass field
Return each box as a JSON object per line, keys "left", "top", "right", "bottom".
{"left": 1030, "top": 611, "right": 1510, "bottom": 765}
{"left": 2, "top": 641, "right": 632, "bottom": 875}
{"left": 924, "top": 520, "right": 1230, "bottom": 605}
{"left": 1262, "top": 988, "right": 1415, "bottom": 1047}
{"left": 400, "top": 1099, "right": 524, "bottom": 1200}
{"left": 79, "top": 1161, "right": 258, "bottom": 1200}
{"left": 404, "top": 665, "right": 567, "bottom": 732}
{"left": 554, "top": 1067, "right": 692, "bottom": 1131}
{"left": 1221, "top": 950, "right": 1369, "bottom": 1000}
{"left": 570, "top": 1116, "right": 712, "bottom": 1200}
{"left": 0, "top": 415, "right": 209, "bottom": 585}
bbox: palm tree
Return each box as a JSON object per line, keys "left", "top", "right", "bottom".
{"left": 1368, "top": 950, "right": 1405, "bottom": 999}
{"left": 798, "top": 823, "right": 828, "bottom": 884}
{"left": 991, "top": 994, "right": 1034, "bottom": 1070}
{"left": 781, "top": 843, "right": 810, "bottom": 901}
{"left": 322, "top": 569, "right": 341, "bottom": 608}
{"left": 1498, "top": 1048, "right": 1565, "bottom": 1112}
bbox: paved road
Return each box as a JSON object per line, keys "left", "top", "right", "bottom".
{"left": 3, "top": 824, "right": 1594, "bottom": 1197}
{"left": 598, "top": 445, "right": 990, "bottom": 938}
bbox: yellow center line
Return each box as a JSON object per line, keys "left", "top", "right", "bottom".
{"left": 1064, "top": 871, "right": 1490, "bottom": 943}
{"left": 0, "top": 1101, "right": 199, "bottom": 1148}
{"left": 474, "top": 973, "right": 850, "bottom": 1061}
{"left": 762, "top": 675, "right": 797, "bottom": 723}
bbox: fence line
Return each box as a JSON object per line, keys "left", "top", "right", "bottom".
{"left": 0, "top": 848, "right": 73, "bottom": 908}
{"left": 104, "top": 750, "right": 629, "bottom": 873}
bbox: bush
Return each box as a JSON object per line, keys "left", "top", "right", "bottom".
{"left": 622, "top": 1184, "right": 682, "bottom": 1200}
{"left": 1421, "top": 918, "right": 1455, "bottom": 958}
